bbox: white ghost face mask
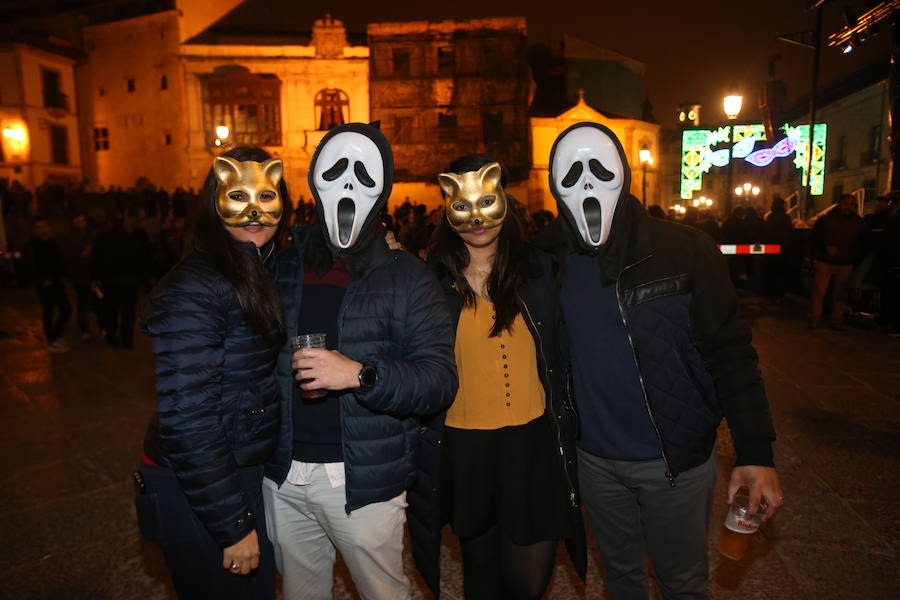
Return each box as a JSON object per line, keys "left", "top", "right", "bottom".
{"left": 312, "top": 130, "right": 386, "bottom": 249}
{"left": 550, "top": 123, "right": 628, "bottom": 248}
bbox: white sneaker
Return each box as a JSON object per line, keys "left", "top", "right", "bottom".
{"left": 48, "top": 339, "right": 71, "bottom": 353}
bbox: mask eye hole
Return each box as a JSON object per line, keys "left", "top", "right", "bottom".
{"left": 354, "top": 161, "right": 376, "bottom": 188}
{"left": 452, "top": 203, "right": 468, "bottom": 212}
{"left": 259, "top": 191, "right": 277, "bottom": 202}
{"left": 481, "top": 196, "right": 495, "bottom": 207}
{"left": 588, "top": 159, "right": 615, "bottom": 182}
{"left": 322, "top": 157, "right": 349, "bottom": 182}
{"left": 560, "top": 162, "right": 583, "bottom": 188}
{"left": 228, "top": 191, "right": 247, "bottom": 201}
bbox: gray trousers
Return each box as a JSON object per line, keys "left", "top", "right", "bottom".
{"left": 262, "top": 467, "right": 411, "bottom": 600}
{"left": 578, "top": 448, "right": 717, "bottom": 600}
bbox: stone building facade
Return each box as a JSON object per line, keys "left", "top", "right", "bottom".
{"left": 0, "top": 38, "right": 82, "bottom": 189}
{"left": 530, "top": 93, "right": 660, "bottom": 213}
{"left": 368, "top": 17, "right": 531, "bottom": 189}
{"left": 79, "top": 7, "right": 368, "bottom": 195}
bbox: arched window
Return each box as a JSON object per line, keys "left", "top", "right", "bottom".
{"left": 203, "top": 66, "right": 282, "bottom": 146}
{"left": 315, "top": 89, "right": 349, "bottom": 131}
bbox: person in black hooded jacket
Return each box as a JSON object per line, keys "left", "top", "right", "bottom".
{"left": 135, "top": 146, "right": 286, "bottom": 599}
{"left": 537, "top": 122, "right": 784, "bottom": 600}
{"left": 262, "top": 123, "right": 457, "bottom": 600}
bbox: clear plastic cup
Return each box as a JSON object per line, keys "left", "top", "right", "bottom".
{"left": 717, "top": 490, "right": 765, "bottom": 560}
{"left": 291, "top": 333, "right": 327, "bottom": 399}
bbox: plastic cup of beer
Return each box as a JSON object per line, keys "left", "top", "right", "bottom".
{"left": 717, "top": 490, "right": 765, "bottom": 561}
{"left": 291, "top": 333, "right": 328, "bottom": 399}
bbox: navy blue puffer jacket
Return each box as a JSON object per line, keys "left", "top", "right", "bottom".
{"left": 265, "top": 226, "right": 458, "bottom": 513}
{"left": 141, "top": 246, "right": 281, "bottom": 547}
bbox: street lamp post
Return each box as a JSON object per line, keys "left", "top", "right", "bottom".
{"left": 639, "top": 146, "right": 653, "bottom": 208}
{"left": 723, "top": 93, "right": 743, "bottom": 216}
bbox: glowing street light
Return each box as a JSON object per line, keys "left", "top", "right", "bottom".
{"left": 639, "top": 145, "right": 653, "bottom": 208}
{"left": 723, "top": 94, "right": 743, "bottom": 121}
{"left": 2, "top": 126, "right": 26, "bottom": 142}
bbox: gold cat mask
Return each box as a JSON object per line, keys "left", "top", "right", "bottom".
{"left": 213, "top": 156, "right": 284, "bottom": 228}
{"left": 438, "top": 162, "right": 508, "bottom": 233}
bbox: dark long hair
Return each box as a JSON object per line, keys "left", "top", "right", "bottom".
{"left": 194, "top": 146, "right": 287, "bottom": 339}
{"left": 430, "top": 154, "right": 527, "bottom": 337}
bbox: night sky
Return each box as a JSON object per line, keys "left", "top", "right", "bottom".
{"left": 219, "top": 0, "right": 891, "bottom": 126}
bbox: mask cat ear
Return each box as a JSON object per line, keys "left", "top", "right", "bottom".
{"left": 213, "top": 156, "right": 241, "bottom": 185}
{"left": 438, "top": 172, "right": 462, "bottom": 200}
{"left": 262, "top": 158, "right": 283, "bottom": 187}
{"left": 478, "top": 162, "right": 503, "bottom": 190}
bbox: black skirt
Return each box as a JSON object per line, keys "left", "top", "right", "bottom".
{"left": 440, "top": 412, "right": 572, "bottom": 545}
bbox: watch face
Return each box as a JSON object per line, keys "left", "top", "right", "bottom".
{"left": 360, "top": 365, "right": 377, "bottom": 388}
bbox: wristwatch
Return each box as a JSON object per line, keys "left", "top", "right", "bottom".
{"left": 358, "top": 364, "right": 377, "bottom": 390}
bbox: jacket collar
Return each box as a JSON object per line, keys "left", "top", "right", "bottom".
{"left": 536, "top": 194, "right": 653, "bottom": 282}
{"left": 291, "top": 224, "right": 393, "bottom": 278}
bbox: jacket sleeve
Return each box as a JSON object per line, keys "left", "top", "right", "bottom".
{"left": 689, "top": 235, "right": 776, "bottom": 467}
{"left": 141, "top": 270, "right": 256, "bottom": 547}
{"left": 354, "top": 262, "right": 458, "bottom": 419}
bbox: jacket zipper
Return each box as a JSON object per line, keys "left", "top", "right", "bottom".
{"left": 615, "top": 254, "right": 677, "bottom": 487}
{"left": 517, "top": 292, "right": 578, "bottom": 508}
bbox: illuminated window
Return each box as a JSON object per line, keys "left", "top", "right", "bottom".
{"left": 203, "top": 68, "right": 282, "bottom": 146}
{"left": 93, "top": 127, "right": 109, "bottom": 151}
{"left": 314, "top": 89, "right": 349, "bottom": 130}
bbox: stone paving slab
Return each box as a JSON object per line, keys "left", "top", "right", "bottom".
{"left": 1, "top": 289, "right": 898, "bottom": 599}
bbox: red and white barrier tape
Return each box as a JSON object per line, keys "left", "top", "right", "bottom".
{"left": 717, "top": 244, "right": 781, "bottom": 255}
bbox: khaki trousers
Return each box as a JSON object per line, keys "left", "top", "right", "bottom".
{"left": 808, "top": 261, "right": 854, "bottom": 326}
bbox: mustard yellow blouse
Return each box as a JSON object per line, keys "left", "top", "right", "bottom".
{"left": 445, "top": 295, "right": 546, "bottom": 430}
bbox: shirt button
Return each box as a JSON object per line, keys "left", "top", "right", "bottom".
{"left": 506, "top": 402, "right": 511, "bottom": 407}
{"left": 503, "top": 364, "right": 508, "bottom": 369}
{"left": 502, "top": 354, "right": 507, "bottom": 359}
{"left": 505, "top": 383, "right": 510, "bottom": 387}
{"left": 505, "top": 392, "right": 510, "bottom": 397}
{"left": 504, "top": 373, "right": 509, "bottom": 378}
{"left": 500, "top": 344, "right": 505, "bottom": 349}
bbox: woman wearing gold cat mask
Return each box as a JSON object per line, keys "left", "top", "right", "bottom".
{"left": 408, "top": 154, "right": 587, "bottom": 599}
{"left": 134, "top": 146, "right": 286, "bottom": 599}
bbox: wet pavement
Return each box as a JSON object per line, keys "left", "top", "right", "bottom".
{"left": 0, "top": 288, "right": 897, "bottom": 599}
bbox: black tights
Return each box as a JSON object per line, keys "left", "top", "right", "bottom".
{"left": 459, "top": 524, "right": 558, "bottom": 600}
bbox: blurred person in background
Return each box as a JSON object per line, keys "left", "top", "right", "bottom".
{"left": 24, "top": 218, "right": 71, "bottom": 352}
{"left": 808, "top": 194, "right": 865, "bottom": 330}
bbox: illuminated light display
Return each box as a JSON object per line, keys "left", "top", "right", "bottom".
{"left": 680, "top": 123, "right": 826, "bottom": 199}
{"left": 708, "top": 149, "right": 730, "bottom": 167}
{"left": 744, "top": 136, "right": 796, "bottom": 167}
{"left": 731, "top": 136, "right": 757, "bottom": 158}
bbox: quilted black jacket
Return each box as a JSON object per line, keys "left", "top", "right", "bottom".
{"left": 141, "top": 245, "right": 281, "bottom": 547}
{"left": 264, "top": 226, "right": 458, "bottom": 512}
{"left": 536, "top": 195, "right": 776, "bottom": 481}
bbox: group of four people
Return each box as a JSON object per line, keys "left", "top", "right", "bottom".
{"left": 134, "top": 122, "right": 783, "bottom": 600}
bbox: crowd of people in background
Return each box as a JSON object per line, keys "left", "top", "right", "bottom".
{"left": 1, "top": 177, "right": 899, "bottom": 354}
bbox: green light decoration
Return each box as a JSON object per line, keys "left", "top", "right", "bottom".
{"left": 680, "top": 123, "right": 827, "bottom": 199}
